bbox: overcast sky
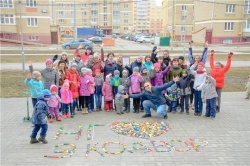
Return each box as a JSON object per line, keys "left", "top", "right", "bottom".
{"left": 156, "top": 0, "right": 163, "bottom": 6}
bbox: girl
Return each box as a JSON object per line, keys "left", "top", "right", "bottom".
{"left": 60, "top": 80, "right": 73, "bottom": 118}
{"left": 144, "top": 55, "right": 153, "bottom": 73}
{"left": 79, "top": 68, "right": 94, "bottom": 114}
{"left": 55, "top": 60, "right": 66, "bottom": 97}
{"left": 102, "top": 74, "right": 114, "bottom": 112}
{"left": 152, "top": 62, "right": 170, "bottom": 87}
{"left": 60, "top": 52, "right": 69, "bottom": 68}
{"left": 47, "top": 85, "right": 61, "bottom": 122}
{"left": 87, "top": 68, "right": 95, "bottom": 112}
{"left": 74, "top": 44, "right": 94, "bottom": 64}
{"left": 129, "top": 67, "right": 144, "bottom": 113}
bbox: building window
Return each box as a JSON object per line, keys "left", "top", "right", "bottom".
{"left": 225, "top": 22, "right": 234, "bottom": 31}
{"left": 103, "top": 15, "right": 107, "bottom": 21}
{"left": 104, "top": 22, "right": 107, "bottom": 26}
{"left": 70, "top": 19, "right": 74, "bottom": 24}
{"left": 181, "top": 26, "right": 186, "bottom": 32}
{"left": 82, "top": 11, "right": 87, "bottom": 16}
{"left": 90, "top": 3, "right": 97, "bottom": 8}
{"left": 26, "top": 0, "right": 36, "bottom": 7}
{"left": 70, "top": 3, "right": 74, "bottom": 7}
{"left": 226, "top": 4, "right": 235, "bottom": 13}
{"left": 113, "top": 3, "right": 119, "bottom": 8}
{"left": 124, "top": 4, "right": 128, "bottom": 8}
{"left": 245, "top": 0, "right": 250, "bottom": 14}
{"left": 59, "top": 26, "right": 64, "bottom": 31}
{"left": 124, "top": 19, "right": 128, "bottom": 23}
{"left": 222, "top": 38, "right": 232, "bottom": 44}
{"left": 59, "top": 19, "right": 64, "bottom": 23}
{"left": 58, "top": 3, "right": 63, "bottom": 7}
{"left": 113, "top": 26, "right": 119, "bottom": 29}
{"left": 91, "top": 18, "right": 98, "bottom": 23}
{"left": 91, "top": 10, "right": 98, "bottom": 16}
{"left": 113, "top": 18, "right": 120, "bottom": 24}
{"left": 0, "top": 14, "right": 15, "bottom": 24}
{"left": 124, "top": 27, "right": 128, "bottom": 30}
{"left": 70, "top": 11, "right": 74, "bottom": 15}
{"left": 0, "top": 0, "right": 14, "bottom": 8}
{"left": 243, "top": 19, "right": 250, "bottom": 31}
{"left": 124, "top": 12, "right": 128, "bottom": 16}
{"left": 28, "top": 36, "right": 39, "bottom": 41}
{"left": 82, "top": 19, "right": 87, "bottom": 23}
{"left": 182, "top": 5, "right": 186, "bottom": 11}
{"left": 103, "top": 0, "right": 107, "bottom": 7}
{"left": 82, "top": 3, "right": 86, "bottom": 8}
{"left": 113, "top": 11, "right": 120, "bottom": 16}
{"left": 58, "top": 11, "right": 64, "bottom": 16}
{"left": 27, "top": 18, "right": 37, "bottom": 26}
{"left": 104, "top": 7, "right": 107, "bottom": 13}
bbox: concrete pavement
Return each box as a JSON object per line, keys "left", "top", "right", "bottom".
{"left": 1, "top": 92, "right": 250, "bottom": 165}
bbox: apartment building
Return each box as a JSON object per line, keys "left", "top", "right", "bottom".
{"left": 149, "top": 5, "right": 163, "bottom": 35}
{"left": 193, "top": 0, "right": 250, "bottom": 44}
{"left": 133, "top": 0, "right": 151, "bottom": 33}
{"left": 0, "top": 0, "right": 53, "bottom": 44}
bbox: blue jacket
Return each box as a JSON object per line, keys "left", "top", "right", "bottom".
{"left": 129, "top": 81, "right": 175, "bottom": 106}
{"left": 104, "top": 60, "right": 117, "bottom": 78}
{"left": 127, "top": 60, "right": 143, "bottom": 75}
{"left": 32, "top": 97, "right": 50, "bottom": 124}
{"left": 24, "top": 78, "right": 44, "bottom": 98}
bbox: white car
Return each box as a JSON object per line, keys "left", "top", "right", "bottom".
{"left": 137, "top": 36, "right": 151, "bottom": 43}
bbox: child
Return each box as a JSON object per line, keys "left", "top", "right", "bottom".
{"left": 151, "top": 63, "right": 170, "bottom": 87}
{"left": 167, "top": 83, "right": 180, "bottom": 114}
{"left": 47, "top": 85, "right": 61, "bottom": 122}
{"left": 177, "top": 69, "right": 192, "bottom": 115}
{"left": 144, "top": 55, "right": 154, "bottom": 73}
{"left": 129, "top": 67, "right": 144, "bottom": 113}
{"left": 120, "top": 69, "right": 131, "bottom": 113}
{"left": 115, "top": 85, "right": 125, "bottom": 115}
{"left": 66, "top": 62, "right": 80, "bottom": 114}
{"left": 110, "top": 70, "right": 121, "bottom": 95}
{"left": 94, "top": 69, "right": 104, "bottom": 111}
{"left": 79, "top": 68, "right": 94, "bottom": 114}
{"left": 202, "top": 73, "right": 218, "bottom": 118}
{"left": 60, "top": 79, "right": 73, "bottom": 118}
{"left": 102, "top": 74, "right": 114, "bottom": 111}
{"left": 87, "top": 68, "right": 95, "bottom": 112}
{"left": 30, "top": 89, "right": 52, "bottom": 144}
{"left": 245, "top": 75, "right": 250, "bottom": 99}
{"left": 24, "top": 71, "right": 44, "bottom": 107}
{"left": 178, "top": 56, "right": 188, "bottom": 69}
{"left": 190, "top": 62, "right": 206, "bottom": 116}
{"left": 166, "top": 58, "right": 182, "bottom": 82}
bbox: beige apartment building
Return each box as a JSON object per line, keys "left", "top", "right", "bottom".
{"left": 0, "top": 0, "right": 54, "bottom": 44}
{"left": 149, "top": 5, "right": 163, "bottom": 35}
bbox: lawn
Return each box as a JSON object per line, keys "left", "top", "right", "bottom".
{"left": 0, "top": 67, "right": 249, "bottom": 98}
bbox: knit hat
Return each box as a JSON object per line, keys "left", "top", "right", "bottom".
{"left": 81, "top": 67, "right": 87, "bottom": 72}
{"left": 154, "top": 63, "right": 161, "bottom": 68}
{"left": 32, "top": 71, "right": 41, "bottom": 79}
{"left": 118, "top": 85, "right": 125, "bottom": 93}
{"left": 182, "top": 69, "right": 188, "bottom": 74}
{"left": 140, "top": 66, "right": 147, "bottom": 73}
{"left": 198, "top": 62, "right": 205, "bottom": 67}
{"left": 122, "top": 69, "right": 128, "bottom": 74}
{"left": 137, "top": 55, "right": 143, "bottom": 60}
{"left": 41, "top": 89, "right": 52, "bottom": 98}
{"left": 45, "top": 59, "right": 53, "bottom": 64}
{"left": 87, "top": 46, "right": 93, "bottom": 51}
{"left": 61, "top": 52, "right": 68, "bottom": 57}
{"left": 93, "top": 52, "right": 100, "bottom": 58}
{"left": 58, "top": 60, "right": 66, "bottom": 66}
{"left": 171, "top": 83, "right": 177, "bottom": 90}
{"left": 71, "top": 62, "right": 77, "bottom": 67}
{"left": 95, "top": 68, "right": 101, "bottom": 73}
{"left": 133, "top": 67, "right": 139, "bottom": 72}
{"left": 178, "top": 56, "right": 184, "bottom": 61}
{"left": 114, "top": 70, "right": 120, "bottom": 75}
{"left": 86, "top": 68, "right": 92, "bottom": 75}
{"left": 50, "top": 85, "right": 58, "bottom": 93}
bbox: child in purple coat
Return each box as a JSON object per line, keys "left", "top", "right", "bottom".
{"left": 79, "top": 68, "right": 94, "bottom": 114}
{"left": 47, "top": 85, "right": 61, "bottom": 122}
{"left": 151, "top": 63, "right": 170, "bottom": 87}
{"left": 129, "top": 67, "right": 144, "bottom": 113}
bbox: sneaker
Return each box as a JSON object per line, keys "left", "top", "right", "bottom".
{"left": 56, "top": 116, "right": 61, "bottom": 121}
{"left": 142, "top": 114, "right": 152, "bottom": 118}
{"left": 163, "top": 115, "right": 168, "bottom": 119}
{"left": 194, "top": 113, "right": 198, "bottom": 116}
{"left": 172, "top": 111, "right": 176, "bottom": 114}
{"left": 186, "top": 111, "right": 189, "bottom": 115}
{"left": 203, "top": 115, "right": 210, "bottom": 117}
{"left": 140, "top": 109, "right": 144, "bottom": 112}
{"left": 117, "top": 113, "right": 122, "bottom": 115}
{"left": 126, "top": 110, "right": 130, "bottom": 113}
{"left": 133, "top": 110, "right": 136, "bottom": 113}
{"left": 88, "top": 110, "right": 92, "bottom": 113}
{"left": 62, "top": 114, "right": 67, "bottom": 119}
{"left": 48, "top": 118, "right": 53, "bottom": 123}
{"left": 167, "top": 110, "right": 171, "bottom": 113}
{"left": 66, "top": 113, "right": 70, "bottom": 118}
{"left": 245, "top": 97, "right": 249, "bottom": 99}
{"left": 180, "top": 110, "right": 184, "bottom": 114}
{"left": 210, "top": 116, "right": 215, "bottom": 119}
{"left": 91, "top": 109, "right": 96, "bottom": 112}
{"left": 198, "top": 113, "right": 202, "bottom": 116}
{"left": 121, "top": 112, "right": 124, "bottom": 114}
{"left": 99, "top": 107, "right": 102, "bottom": 111}
{"left": 70, "top": 114, "right": 74, "bottom": 118}
{"left": 96, "top": 108, "right": 100, "bottom": 112}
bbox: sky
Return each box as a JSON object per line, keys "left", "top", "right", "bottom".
{"left": 156, "top": 0, "right": 163, "bottom": 6}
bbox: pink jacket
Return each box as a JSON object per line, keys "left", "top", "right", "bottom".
{"left": 129, "top": 74, "right": 144, "bottom": 94}
{"left": 89, "top": 77, "right": 95, "bottom": 94}
{"left": 60, "top": 88, "right": 73, "bottom": 104}
{"left": 102, "top": 81, "right": 113, "bottom": 101}
{"left": 47, "top": 95, "right": 61, "bottom": 108}
{"left": 79, "top": 74, "right": 94, "bottom": 96}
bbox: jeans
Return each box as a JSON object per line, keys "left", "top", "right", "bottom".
{"left": 61, "top": 103, "right": 71, "bottom": 114}
{"left": 133, "top": 93, "right": 140, "bottom": 110}
{"left": 72, "top": 98, "right": 77, "bottom": 112}
{"left": 168, "top": 101, "right": 177, "bottom": 112}
{"left": 180, "top": 95, "right": 190, "bottom": 111}
{"left": 95, "top": 92, "right": 102, "bottom": 108}
{"left": 124, "top": 98, "right": 130, "bottom": 111}
{"left": 194, "top": 89, "right": 203, "bottom": 113}
{"left": 88, "top": 94, "right": 94, "bottom": 110}
{"left": 31, "top": 98, "right": 37, "bottom": 108}
{"left": 216, "top": 88, "right": 222, "bottom": 109}
{"left": 31, "top": 124, "right": 48, "bottom": 138}
{"left": 143, "top": 100, "right": 167, "bottom": 117}
{"left": 206, "top": 97, "right": 216, "bottom": 117}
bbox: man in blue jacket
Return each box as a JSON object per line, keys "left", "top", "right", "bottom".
{"left": 124, "top": 76, "right": 180, "bottom": 119}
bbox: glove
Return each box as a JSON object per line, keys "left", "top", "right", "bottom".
{"left": 228, "top": 52, "right": 233, "bottom": 58}
{"left": 53, "top": 54, "right": 58, "bottom": 62}
{"left": 152, "top": 46, "right": 157, "bottom": 52}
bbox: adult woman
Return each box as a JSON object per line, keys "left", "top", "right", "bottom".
{"left": 103, "top": 52, "right": 117, "bottom": 78}
{"left": 210, "top": 50, "right": 233, "bottom": 113}
{"left": 55, "top": 60, "right": 67, "bottom": 97}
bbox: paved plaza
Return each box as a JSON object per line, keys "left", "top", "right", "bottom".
{"left": 1, "top": 92, "right": 250, "bottom": 166}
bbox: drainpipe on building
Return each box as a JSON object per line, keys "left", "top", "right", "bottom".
{"left": 240, "top": 4, "right": 245, "bottom": 43}
{"left": 171, "top": 0, "right": 175, "bottom": 51}
{"left": 18, "top": 0, "right": 25, "bottom": 74}
{"left": 73, "top": 0, "right": 77, "bottom": 40}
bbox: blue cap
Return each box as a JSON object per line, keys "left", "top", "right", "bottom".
{"left": 41, "top": 89, "right": 52, "bottom": 98}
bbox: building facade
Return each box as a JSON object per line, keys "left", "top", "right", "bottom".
{"left": 149, "top": 5, "right": 163, "bottom": 35}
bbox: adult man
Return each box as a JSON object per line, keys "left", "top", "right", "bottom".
{"left": 125, "top": 76, "right": 179, "bottom": 119}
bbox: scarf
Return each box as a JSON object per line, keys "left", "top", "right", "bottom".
{"left": 107, "top": 58, "right": 115, "bottom": 64}
{"left": 196, "top": 70, "right": 205, "bottom": 74}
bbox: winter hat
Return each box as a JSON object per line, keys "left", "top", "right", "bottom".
{"left": 182, "top": 69, "right": 188, "bottom": 74}
{"left": 137, "top": 55, "right": 143, "bottom": 60}
{"left": 81, "top": 67, "right": 87, "bottom": 72}
{"left": 86, "top": 68, "right": 92, "bottom": 75}
{"left": 32, "top": 71, "right": 41, "bottom": 79}
{"left": 45, "top": 59, "right": 53, "bottom": 64}
{"left": 198, "top": 62, "right": 205, "bottom": 67}
{"left": 71, "top": 62, "right": 77, "bottom": 68}
{"left": 93, "top": 52, "right": 100, "bottom": 58}
{"left": 133, "top": 67, "right": 139, "bottom": 72}
{"left": 118, "top": 85, "right": 125, "bottom": 93}
{"left": 178, "top": 56, "right": 184, "bottom": 61}
{"left": 140, "top": 66, "right": 147, "bottom": 73}
{"left": 171, "top": 83, "right": 177, "bottom": 90}
{"left": 41, "top": 89, "right": 52, "bottom": 98}
{"left": 154, "top": 63, "right": 161, "bottom": 68}
{"left": 95, "top": 68, "right": 101, "bottom": 73}
{"left": 58, "top": 60, "right": 66, "bottom": 66}
{"left": 114, "top": 70, "right": 120, "bottom": 75}
{"left": 61, "top": 52, "right": 68, "bottom": 57}
{"left": 50, "top": 85, "right": 58, "bottom": 93}
{"left": 87, "top": 46, "right": 93, "bottom": 52}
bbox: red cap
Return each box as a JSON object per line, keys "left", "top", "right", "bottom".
{"left": 95, "top": 69, "right": 101, "bottom": 73}
{"left": 50, "top": 85, "right": 58, "bottom": 92}
{"left": 198, "top": 62, "right": 204, "bottom": 67}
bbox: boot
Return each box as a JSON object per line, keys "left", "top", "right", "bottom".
{"left": 82, "top": 108, "right": 88, "bottom": 114}
{"left": 48, "top": 118, "right": 53, "bottom": 123}
{"left": 38, "top": 135, "right": 48, "bottom": 144}
{"left": 30, "top": 137, "right": 39, "bottom": 144}
{"left": 56, "top": 116, "right": 61, "bottom": 121}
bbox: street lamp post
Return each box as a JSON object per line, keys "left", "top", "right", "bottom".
{"left": 18, "top": 0, "right": 25, "bottom": 74}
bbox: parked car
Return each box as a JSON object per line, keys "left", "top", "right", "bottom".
{"left": 150, "top": 37, "right": 155, "bottom": 44}
{"left": 112, "top": 34, "right": 117, "bottom": 38}
{"left": 62, "top": 39, "right": 92, "bottom": 50}
{"left": 137, "top": 36, "right": 151, "bottom": 43}
{"left": 88, "top": 36, "right": 103, "bottom": 44}
{"left": 134, "top": 35, "right": 142, "bottom": 42}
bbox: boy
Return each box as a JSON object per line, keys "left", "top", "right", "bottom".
{"left": 120, "top": 70, "right": 131, "bottom": 113}
{"left": 167, "top": 83, "right": 180, "bottom": 114}
{"left": 30, "top": 89, "right": 52, "bottom": 144}
{"left": 166, "top": 58, "right": 182, "bottom": 82}
{"left": 94, "top": 69, "right": 104, "bottom": 111}
{"left": 115, "top": 85, "right": 125, "bottom": 115}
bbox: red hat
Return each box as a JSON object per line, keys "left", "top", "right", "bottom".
{"left": 154, "top": 63, "right": 161, "bottom": 68}
{"left": 50, "top": 85, "right": 58, "bottom": 92}
{"left": 95, "top": 69, "right": 101, "bottom": 73}
{"left": 198, "top": 62, "right": 204, "bottom": 67}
